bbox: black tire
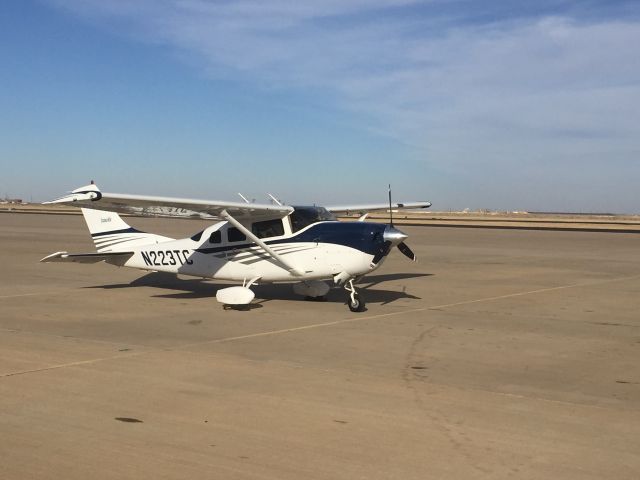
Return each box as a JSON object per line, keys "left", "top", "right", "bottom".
{"left": 348, "top": 293, "right": 366, "bottom": 312}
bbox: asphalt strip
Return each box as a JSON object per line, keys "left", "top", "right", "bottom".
{"left": 2, "top": 273, "right": 639, "bottom": 379}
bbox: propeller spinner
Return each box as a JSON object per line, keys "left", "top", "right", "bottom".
{"left": 383, "top": 225, "right": 417, "bottom": 262}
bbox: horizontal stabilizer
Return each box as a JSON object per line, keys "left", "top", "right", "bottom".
{"left": 40, "top": 251, "right": 133, "bottom": 266}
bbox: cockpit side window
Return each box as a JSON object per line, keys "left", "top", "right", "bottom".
{"left": 290, "top": 207, "right": 336, "bottom": 232}
{"left": 190, "top": 230, "right": 204, "bottom": 242}
{"left": 252, "top": 219, "right": 285, "bottom": 239}
{"left": 227, "top": 227, "right": 246, "bottom": 243}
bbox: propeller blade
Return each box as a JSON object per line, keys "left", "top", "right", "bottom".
{"left": 397, "top": 242, "right": 416, "bottom": 261}
{"left": 371, "top": 241, "right": 392, "bottom": 265}
{"left": 388, "top": 184, "right": 393, "bottom": 226}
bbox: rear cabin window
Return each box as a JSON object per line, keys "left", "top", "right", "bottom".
{"left": 227, "top": 227, "right": 246, "bottom": 243}
{"left": 252, "top": 219, "right": 284, "bottom": 239}
{"left": 209, "top": 231, "right": 221, "bottom": 244}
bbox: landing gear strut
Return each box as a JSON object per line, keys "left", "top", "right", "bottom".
{"left": 345, "top": 279, "right": 366, "bottom": 312}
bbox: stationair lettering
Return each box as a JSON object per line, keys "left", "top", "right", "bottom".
{"left": 141, "top": 250, "right": 193, "bottom": 266}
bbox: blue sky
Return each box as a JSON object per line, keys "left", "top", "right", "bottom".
{"left": 1, "top": 1, "right": 639, "bottom": 212}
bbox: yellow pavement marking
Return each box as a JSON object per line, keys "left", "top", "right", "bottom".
{"left": 0, "top": 351, "right": 147, "bottom": 378}
{"left": 0, "top": 291, "right": 63, "bottom": 299}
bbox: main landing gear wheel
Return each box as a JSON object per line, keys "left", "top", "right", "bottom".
{"left": 348, "top": 292, "right": 366, "bottom": 312}
{"left": 345, "top": 279, "right": 366, "bottom": 312}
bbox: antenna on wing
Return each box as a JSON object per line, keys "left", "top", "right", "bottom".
{"left": 238, "top": 193, "right": 250, "bottom": 204}
{"left": 268, "top": 193, "right": 283, "bottom": 206}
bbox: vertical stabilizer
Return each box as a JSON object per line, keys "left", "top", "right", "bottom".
{"left": 80, "top": 208, "right": 174, "bottom": 252}
{"left": 81, "top": 208, "right": 133, "bottom": 235}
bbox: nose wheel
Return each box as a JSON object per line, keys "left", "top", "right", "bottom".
{"left": 345, "top": 279, "right": 366, "bottom": 312}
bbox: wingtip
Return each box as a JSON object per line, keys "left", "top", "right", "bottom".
{"left": 43, "top": 183, "right": 102, "bottom": 205}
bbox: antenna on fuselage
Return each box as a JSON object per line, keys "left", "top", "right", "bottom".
{"left": 238, "top": 193, "right": 250, "bottom": 204}
{"left": 268, "top": 193, "right": 283, "bottom": 206}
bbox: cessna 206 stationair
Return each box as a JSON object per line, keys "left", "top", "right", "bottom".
{"left": 41, "top": 183, "right": 430, "bottom": 312}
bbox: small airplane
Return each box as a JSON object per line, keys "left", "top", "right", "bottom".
{"left": 41, "top": 183, "right": 430, "bottom": 312}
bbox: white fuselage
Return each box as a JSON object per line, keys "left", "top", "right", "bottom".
{"left": 120, "top": 221, "right": 383, "bottom": 283}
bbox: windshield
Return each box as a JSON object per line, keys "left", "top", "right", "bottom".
{"left": 290, "top": 206, "right": 336, "bottom": 232}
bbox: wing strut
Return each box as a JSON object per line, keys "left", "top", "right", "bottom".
{"left": 220, "top": 210, "right": 303, "bottom": 277}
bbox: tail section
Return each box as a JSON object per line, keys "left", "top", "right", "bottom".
{"left": 81, "top": 208, "right": 174, "bottom": 252}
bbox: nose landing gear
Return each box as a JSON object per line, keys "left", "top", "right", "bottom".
{"left": 345, "top": 278, "right": 366, "bottom": 312}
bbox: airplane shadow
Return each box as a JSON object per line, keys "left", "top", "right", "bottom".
{"left": 350, "top": 272, "right": 432, "bottom": 305}
{"left": 358, "top": 272, "right": 433, "bottom": 288}
{"left": 84, "top": 272, "right": 217, "bottom": 299}
{"left": 251, "top": 272, "right": 432, "bottom": 305}
{"left": 360, "top": 286, "right": 422, "bottom": 306}
{"left": 84, "top": 271, "right": 432, "bottom": 306}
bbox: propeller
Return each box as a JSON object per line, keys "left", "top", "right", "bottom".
{"left": 386, "top": 184, "right": 417, "bottom": 262}
{"left": 397, "top": 241, "right": 416, "bottom": 261}
{"left": 388, "top": 184, "right": 394, "bottom": 226}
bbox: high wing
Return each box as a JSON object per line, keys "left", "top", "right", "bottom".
{"left": 326, "top": 201, "right": 431, "bottom": 216}
{"left": 45, "top": 183, "right": 293, "bottom": 222}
